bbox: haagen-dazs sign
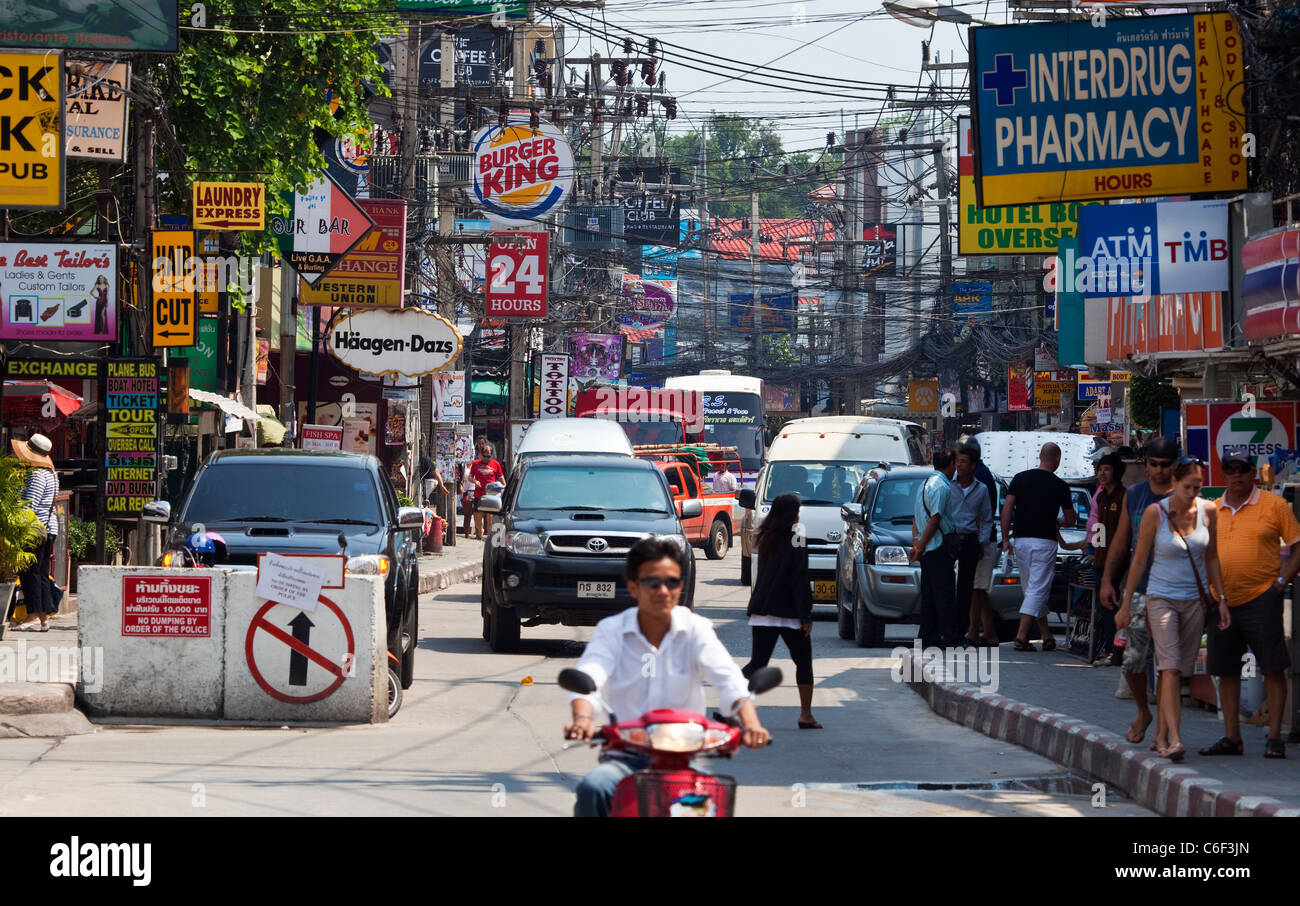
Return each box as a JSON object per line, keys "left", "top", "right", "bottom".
{"left": 327, "top": 308, "right": 462, "bottom": 378}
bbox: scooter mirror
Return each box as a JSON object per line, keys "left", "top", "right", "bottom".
{"left": 558, "top": 667, "right": 597, "bottom": 695}
{"left": 747, "top": 666, "right": 783, "bottom": 695}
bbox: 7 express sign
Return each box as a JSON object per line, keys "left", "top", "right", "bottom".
{"left": 486, "top": 232, "right": 547, "bottom": 318}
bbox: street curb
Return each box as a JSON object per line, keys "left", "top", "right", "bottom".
{"left": 0, "top": 683, "right": 97, "bottom": 737}
{"left": 417, "top": 553, "right": 482, "bottom": 595}
{"left": 899, "top": 650, "right": 1292, "bottom": 818}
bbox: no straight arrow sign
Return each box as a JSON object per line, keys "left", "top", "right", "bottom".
{"left": 245, "top": 596, "right": 356, "bottom": 704}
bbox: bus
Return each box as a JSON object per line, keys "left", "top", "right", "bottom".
{"left": 665, "top": 371, "right": 764, "bottom": 488}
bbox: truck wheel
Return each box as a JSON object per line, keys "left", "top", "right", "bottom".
{"left": 704, "top": 519, "right": 731, "bottom": 560}
{"left": 740, "top": 556, "right": 752, "bottom": 586}
{"left": 853, "top": 576, "right": 886, "bottom": 648}
{"left": 837, "top": 580, "right": 854, "bottom": 640}
{"left": 487, "top": 599, "right": 520, "bottom": 652}
{"left": 387, "top": 667, "right": 403, "bottom": 718}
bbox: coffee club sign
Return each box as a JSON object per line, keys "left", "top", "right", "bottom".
{"left": 326, "top": 308, "right": 462, "bottom": 378}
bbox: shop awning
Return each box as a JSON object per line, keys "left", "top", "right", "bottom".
{"left": 3, "top": 380, "right": 83, "bottom": 417}
{"left": 471, "top": 380, "right": 508, "bottom": 404}
{"left": 189, "top": 388, "right": 261, "bottom": 421}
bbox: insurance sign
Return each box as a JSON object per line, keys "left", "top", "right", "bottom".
{"left": 970, "top": 13, "right": 1246, "bottom": 206}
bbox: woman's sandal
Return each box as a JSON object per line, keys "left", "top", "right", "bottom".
{"left": 1160, "top": 743, "right": 1186, "bottom": 762}
{"left": 1012, "top": 638, "right": 1036, "bottom": 652}
{"left": 1198, "top": 736, "right": 1244, "bottom": 756}
{"left": 798, "top": 719, "right": 824, "bottom": 730}
{"left": 1041, "top": 637, "right": 1057, "bottom": 651}
{"left": 1265, "top": 738, "right": 1287, "bottom": 759}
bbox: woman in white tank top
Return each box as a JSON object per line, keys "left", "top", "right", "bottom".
{"left": 1120, "top": 459, "right": 1224, "bottom": 762}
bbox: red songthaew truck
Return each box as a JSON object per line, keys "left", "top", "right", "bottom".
{"left": 633, "top": 443, "right": 741, "bottom": 560}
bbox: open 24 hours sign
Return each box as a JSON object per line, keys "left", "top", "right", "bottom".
{"left": 485, "top": 231, "right": 547, "bottom": 318}
{"left": 970, "top": 13, "right": 1246, "bottom": 206}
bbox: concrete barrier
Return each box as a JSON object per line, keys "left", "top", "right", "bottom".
{"left": 76, "top": 566, "right": 386, "bottom": 724}
{"left": 222, "top": 571, "right": 387, "bottom": 724}
{"left": 77, "top": 567, "right": 227, "bottom": 719}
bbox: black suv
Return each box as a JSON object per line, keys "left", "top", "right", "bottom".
{"left": 476, "top": 454, "right": 699, "bottom": 652}
{"left": 144, "top": 450, "right": 423, "bottom": 696}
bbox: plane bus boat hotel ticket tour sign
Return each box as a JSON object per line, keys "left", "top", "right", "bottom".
{"left": 970, "top": 13, "right": 1246, "bottom": 205}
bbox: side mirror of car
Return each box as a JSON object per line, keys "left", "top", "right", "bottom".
{"left": 737, "top": 489, "right": 756, "bottom": 510}
{"left": 477, "top": 495, "right": 503, "bottom": 514}
{"left": 841, "top": 502, "right": 864, "bottom": 524}
{"left": 485, "top": 481, "right": 505, "bottom": 495}
{"left": 142, "top": 500, "right": 171, "bottom": 524}
{"left": 397, "top": 506, "right": 424, "bottom": 531}
{"left": 669, "top": 485, "right": 681, "bottom": 495}
{"left": 680, "top": 499, "right": 703, "bottom": 518}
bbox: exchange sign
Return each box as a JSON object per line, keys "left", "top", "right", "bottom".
{"left": 485, "top": 231, "right": 548, "bottom": 318}
{"left": 0, "top": 49, "right": 64, "bottom": 210}
{"left": 970, "top": 13, "right": 1246, "bottom": 205}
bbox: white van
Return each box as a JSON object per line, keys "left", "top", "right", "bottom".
{"left": 972, "top": 431, "right": 1098, "bottom": 484}
{"left": 739, "top": 416, "right": 926, "bottom": 594}
{"left": 512, "top": 418, "right": 635, "bottom": 472}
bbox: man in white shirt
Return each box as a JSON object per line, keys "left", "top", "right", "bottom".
{"left": 711, "top": 460, "right": 739, "bottom": 494}
{"left": 565, "top": 538, "right": 770, "bottom": 817}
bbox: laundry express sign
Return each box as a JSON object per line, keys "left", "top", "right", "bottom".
{"left": 970, "top": 13, "right": 1246, "bottom": 205}
{"left": 327, "top": 308, "right": 462, "bottom": 378}
{"left": 471, "top": 113, "right": 574, "bottom": 228}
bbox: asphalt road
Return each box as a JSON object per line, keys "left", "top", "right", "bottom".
{"left": 0, "top": 546, "right": 1154, "bottom": 817}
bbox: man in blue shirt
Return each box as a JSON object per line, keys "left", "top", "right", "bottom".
{"left": 910, "top": 450, "right": 957, "bottom": 648}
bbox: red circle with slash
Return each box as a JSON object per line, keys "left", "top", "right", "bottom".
{"left": 245, "top": 596, "right": 355, "bottom": 704}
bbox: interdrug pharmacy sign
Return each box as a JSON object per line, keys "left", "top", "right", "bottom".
{"left": 971, "top": 13, "right": 1246, "bottom": 205}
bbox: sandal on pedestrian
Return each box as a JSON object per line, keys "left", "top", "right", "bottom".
{"left": 1012, "top": 638, "right": 1036, "bottom": 652}
{"left": 798, "top": 719, "right": 824, "bottom": 730}
{"left": 14, "top": 621, "right": 43, "bottom": 632}
{"left": 1041, "top": 637, "right": 1057, "bottom": 651}
{"left": 1198, "top": 736, "right": 1244, "bottom": 756}
{"left": 1265, "top": 738, "right": 1287, "bottom": 759}
{"left": 1160, "top": 744, "right": 1186, "bottom": 763}
{"left": 964, "top": 634, "right": 981, "bottom": 647}
{"left": 980, "top": 636, "right": 1000, "bottom": 647}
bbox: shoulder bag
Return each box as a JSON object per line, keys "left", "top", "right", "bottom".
{"left": 1166, "top": 499, "right": 1216, "bottom": 617}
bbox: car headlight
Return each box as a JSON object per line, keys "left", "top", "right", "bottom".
{"left": 655, "top": 533, "right": 688, "bottom": 551}
{"left": 875, "top": 545, "right": 910, "bottom": 566}
{"left": 345, "top": 554, "right": 390, "bottom": 576}
{"left": 505, "top": 532, "right": 543, "bottom": 556}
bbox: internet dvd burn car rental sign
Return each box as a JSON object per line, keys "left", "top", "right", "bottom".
{"left": 471, "top": 113, "right": 574, "bottom": 229}
{"left": 970, "top": 13, "right": 1246, "bottom": 205}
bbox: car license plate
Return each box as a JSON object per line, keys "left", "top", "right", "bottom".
{"left": 812, "top": 580, "right": 836, "bottom": 601}
{"left": 578, "top": 581, "right": 616, "bottom": 599}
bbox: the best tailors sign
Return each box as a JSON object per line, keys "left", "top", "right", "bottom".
{"left": 970, "top": 13, "right": 1246, "bottom": 206}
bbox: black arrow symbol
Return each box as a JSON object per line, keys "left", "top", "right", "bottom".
{"left": 288, "top": 611, "right": 314, "bottom": 686}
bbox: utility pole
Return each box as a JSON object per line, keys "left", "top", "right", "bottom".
{"left": 278, "top": 263, "right": 295, "bottom": 438}
{"left": 506, "top": 21, "right": 529, "bottom": 466}
{"left": 588, "top": 55, "right": 602, "bottom": 202}
{"left": 750, "top": 187, "right": 762, "bottom": 372}
{"left": 698, "top": 121, "right": 712, "bottom": 368}
{"left": 436, "top": 26, "right": 456, "bottom": 545}
{"left": 933, "top": 138, "right": 953, "bottom": 443}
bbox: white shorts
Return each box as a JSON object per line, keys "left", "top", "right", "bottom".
{"left": 972, "top": 541, "right": 998, "bottom": 591}
{"left": 1014, "top": 537, "right": 1058, "bottom": 618}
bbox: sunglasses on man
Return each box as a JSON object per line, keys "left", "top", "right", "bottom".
{"left": 633, "top": 576, "right": 684, "bottom": 591}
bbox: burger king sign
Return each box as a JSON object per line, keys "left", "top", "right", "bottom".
{"left": 472, "top": 113, "right": 574, "bottom": 229}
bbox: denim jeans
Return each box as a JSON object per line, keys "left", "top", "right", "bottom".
{"left": 573, "top": 751, "right": 651, "bottom": 817}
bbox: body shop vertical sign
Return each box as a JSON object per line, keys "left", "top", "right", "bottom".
{"left": 538, "top": 354, "right": 568, "bottom": 418}
{"left": 104, "top": 358, "right": 159, "bottom": 515}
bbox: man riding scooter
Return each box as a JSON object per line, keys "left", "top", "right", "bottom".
{"left": 563, "top": 537, "right": 772, "bottom": 817}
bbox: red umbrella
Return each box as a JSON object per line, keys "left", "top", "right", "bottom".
{"left": 2, "top": 381, "right": 84, "bottom": 421}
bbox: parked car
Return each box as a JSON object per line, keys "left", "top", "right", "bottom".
{"left": 143, "top": 450, "right": 424, "bottom": 706}
{"left": 835, "top": 465, "right": 1023, "bottom": 647}
{"left": 476, "top": 454, "right": 699, "bottom": 652}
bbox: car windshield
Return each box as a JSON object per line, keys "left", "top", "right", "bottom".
{"left": 1068, "top": 488, "right": 1091, "bottom": 523}
{"left": 762, "top": 461, "right": 873, "bottom": 505}
{"left": 517, "top": 466, "right": 671, "bottom": 512}
{"left": 617, "top": 420, "right": 685, "bottom": 446}
{"left": 182, "top": 463, "right": 383, "bottom": 525}
{"left": 872, "top": 477, "right": 928, "bottom": 522}
{"left": 703, "top": 422, "right": 764, "bottom": 471}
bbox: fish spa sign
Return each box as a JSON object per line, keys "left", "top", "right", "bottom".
{"left": 327, "top": 308, "right": 462, "bottom": 378}
{"left": 471, "top": 113, "right": 574, "bottom": 229}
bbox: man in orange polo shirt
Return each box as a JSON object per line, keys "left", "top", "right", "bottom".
{"left": 1201, "top": 447, "right": 1300, "bottom": 759}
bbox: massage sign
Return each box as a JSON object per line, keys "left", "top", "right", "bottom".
{"left": 327, "top": 308, "right": 462, "bottom": 379}
{"left": 471, "top": 113, "right": 574, "bottom": 229}
{"left": 104, "top": 358, "right": 160, "bottom": 515}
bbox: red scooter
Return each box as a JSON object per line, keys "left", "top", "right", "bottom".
{"left": 559, "top": 665, "right": 782, "bottom": 817}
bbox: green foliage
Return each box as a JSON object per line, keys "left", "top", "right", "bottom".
{"left": 66, "top": 517, "right": 122, "bottom": 562}
{"left": 154, "top": 0, "right": 397, "bottom": 256}
{"left": 397, "top": 493, "right": 414, "bottom": 508}
{"left": 664, "top": 113, "right": 842, "bottom": 219}
{"left": 0, "top": 458, "right": 41, "bottom": 580}
{"left": 1129, "top": 373, "right": 1180, "bottom": 429}
{"left": 763, "top": 334, "right": 798, "bottom": 367}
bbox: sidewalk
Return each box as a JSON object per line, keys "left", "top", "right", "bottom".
{"left": 417, "top": 534, "right": 485, "bottom": 595}
{"left": 903, "top": 644, "right": 1300, "bottom": 817}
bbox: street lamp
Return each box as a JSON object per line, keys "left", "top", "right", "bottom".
{"left": 882, "top": 0, "right": 995, "bottom": 27}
